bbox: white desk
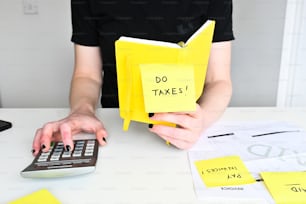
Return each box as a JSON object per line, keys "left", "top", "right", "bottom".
{"left": 0, "top": 107, "right": 306, "bottom": 203}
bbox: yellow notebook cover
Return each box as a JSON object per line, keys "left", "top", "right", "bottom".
{"left": 115, "top": 20, "right": 215, "bottom": 130}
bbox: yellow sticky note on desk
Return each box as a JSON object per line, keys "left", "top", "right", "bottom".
{"left": 140, "top": 64, "right": 196, "bottom": 113}
{"left": 194, "top": 156, "right": 255, "bottom": 187}
{"left": 9, "top": 189, "right": 61, "bottom": 204}
{"left": 261, "top": 172, "right": 306, "bottom": 204}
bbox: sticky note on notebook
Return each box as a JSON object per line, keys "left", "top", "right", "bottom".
{"left": 260, "top": 172, "right": 306, "bottom": 204}
{"left": 194, "top": 156, "right": 255, "bottom": 187}
{"left": 140, "top": 64, "right": 196, "bottom": 113}
{"left": 9, "top": 189, "right": 61, "bottom": 204}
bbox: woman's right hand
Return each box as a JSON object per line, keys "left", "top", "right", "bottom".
{"left": 32, "top": 111, "right": 107, "bottom": 156}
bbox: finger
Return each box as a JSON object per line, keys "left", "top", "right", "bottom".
{"left": 32, "top": 128, "right": 43, "bottom": 156}
{"left": 156, "top": 103, "right": 201, "bottom": 117}
{"left": 151, "top": 113, "right": 197, "bottom": 130}
{"left": 59, "top": 123, "right": 74, "bottom": 152}
{"left": 95, "top": 127, "right": 108, "bottom": 146}
{"left": 149, "top": 124, "right": 195, "bottom": 143}
{"left": 40, "top": 123, "right": 57, "bottom": 152}
{"left": 157, "top": 133, "right": 193, "bottom": 150}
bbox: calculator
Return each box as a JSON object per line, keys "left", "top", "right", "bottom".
{"left": 21, "top": 139, "right": 99, "bottom": 178}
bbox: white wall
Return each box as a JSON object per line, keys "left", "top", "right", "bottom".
{"left": 277, "top": 0, "right": 306, "bottom": 107}
{"left": 0, "top": 0, "right": 296, "bottom": 108}
{"left": 0, "top": 0, "right": 73, "bottom": 107}
{"left": 230, "top": 0, "right": 287, "bottom": 106}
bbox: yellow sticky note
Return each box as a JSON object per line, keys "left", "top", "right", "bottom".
{"left": 194, "top": 156, "right": 255, "bottom": 187}
{"left": 261, "top": 172, "right": 306, "bottom": 204}
{"left": 140, "top": 64, "right": 196, "bottom": 113}
{"left": 9, "top": 189, "right": 61, "bottom": 204}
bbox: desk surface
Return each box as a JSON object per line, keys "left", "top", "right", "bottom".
{"left": 0, "top": 107, "right": 306, "bottom": 203}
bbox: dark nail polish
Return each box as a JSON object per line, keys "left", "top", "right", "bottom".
{"left": 31, "top": 149, "right": 35, "bottom": 154}
{"left": 41, "top": 144, "right": 46, "bottom": 149}
{"left": 103, "top": 137, "right": 107, "bottom": 143}
{"left": 148, "top": 113, "right": 154, "bottom": 117}
{"left": 65, "top": 145, "right": 71, "bottom": 152}
{"left": 148, "top": 124, "right": 153, "bottom": 128}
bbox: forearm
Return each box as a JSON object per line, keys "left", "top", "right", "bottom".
{"left": 69, "top": 45, "right": 103, "bottom": 115}
{"left": 196, "top": 41, "right": 232, "bottom": 129}
{"left": 69, "top": 75, "right": 102, "bottom": 115}
{"left": 197, "top": 79, "right": 232, "bottom": 130}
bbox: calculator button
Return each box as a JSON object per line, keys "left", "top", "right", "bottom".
{"left": 37, "top": 157, "right": 48, "bottom": 162}
{"left": 85, "top": 152, "right": 94, "bottom": 156}
{"left": 76, "top": 144, "right": 84, "bottom": 147}
{"left": 38, "top": 155, "right": 48, "bottom": 159}
{"left": 62, "top": 152, "right": 71, "bottom": 158}
{"left": 86, "top": 146, "right": 94, "bottom": 150}
{"left": 50, "top": 156, "right": 60, "bottom": 161}
{"left": 75, "top": 147, "right": 83, "bottom": 151}
{"left": 41, "top": 153, "right": 50, "bottom": 157}
{"left": 73, "top": 152, "right": 82, "bottom": 157}
{"left": 86, "top": 146, "right": 93, "bottom": 151}
{"left": 52, "top": 153, "right": 61, "bottom": 157}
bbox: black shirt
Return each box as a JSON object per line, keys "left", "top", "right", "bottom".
{"left": 71, "top": 0, "right": 234, "bottom": 107}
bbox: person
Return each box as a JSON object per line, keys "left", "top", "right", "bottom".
{"left": 32, "top": 0, "right": 234, "bottom": 155}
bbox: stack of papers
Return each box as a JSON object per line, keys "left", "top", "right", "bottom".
{"left": 188, "top": 121, "right": 306, "bottom": 203}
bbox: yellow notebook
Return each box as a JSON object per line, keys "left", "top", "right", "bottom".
{"left": 115, "top": 20, "right": 215, "bottom": 130}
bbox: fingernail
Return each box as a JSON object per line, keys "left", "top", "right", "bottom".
{"left": 41, "top": 144, "right": 46, "bottom": 150}
{"left": 65, "top": 145, "right": 71, "bottom": 152}
{"left": 31, "top": 149, "right": 35, "bottom": 154}
{"left": 148, "top": 113, "right": 154, "bottom": 117}
{"left": 103, "top": 137, "right": 107, "bottom": 143}
{"left": 148, "top": 124, "right": 153, "bottom": 128}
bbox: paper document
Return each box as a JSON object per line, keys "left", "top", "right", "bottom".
{"left": 188, "top": 121, "right": 306, "bottom": 203}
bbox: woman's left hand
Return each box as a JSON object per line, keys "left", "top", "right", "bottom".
{"left": 148, "top": 103, "right": 205, "bottom": 150}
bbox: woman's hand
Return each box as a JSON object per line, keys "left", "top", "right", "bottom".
{"left": 149, "top": 41, "right": 233, "bottom": 149}
{"left": 32, "top": 111, "right": 107, "bottom": 156}
{"left": 148, "top": 104, "right": 205, "bottom": 150}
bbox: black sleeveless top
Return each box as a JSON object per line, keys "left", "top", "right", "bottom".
{"left": 71, "top": 0, "right": 234, "bottom": 107}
